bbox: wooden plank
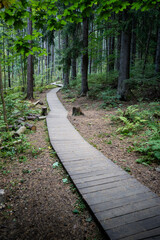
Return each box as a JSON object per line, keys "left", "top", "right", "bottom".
{"left": 76, "top": 174, "right": 131, "bottom": 189}
{"left": 95, "top": 197, "right": 160, "bottom": 221}
{"left": 79, "top": 177, "right": 137, "bottom": 194}
{"left": 107, "top": 216, "right": 160, "bottom": 240}
{"left": 90, "top": 191, "right": 158, "bottom": 212}
{"left": 83, "top": 186, "right": 150, "bottom": 206}
{"left": 72, "top": 169, "right": 125, "bottom": 181}
{"left": 100, "top": 206, "right": 160, "bottom": 231}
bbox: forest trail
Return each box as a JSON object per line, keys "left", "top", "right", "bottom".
{"left": 47, "top": 88, "right": 160, "bottom": 240}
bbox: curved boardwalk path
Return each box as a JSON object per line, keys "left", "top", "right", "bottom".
{"left": 47, "top": 88, "right": 160, "bottom": 240}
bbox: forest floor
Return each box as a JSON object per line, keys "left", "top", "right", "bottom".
{"left": 0, "top": 91, "right": 106, "bottom": 240}
{"left": 0, "top": 88, "right": 159, "bottom": 240}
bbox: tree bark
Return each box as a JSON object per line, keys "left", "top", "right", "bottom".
{"left": 27, "top": 7, "right": 34, "bottom": 99}
{"left": 117, "top": 10, "right": 131, "bottom": 100}
{"left": 41, "top": 38, "right": 44, "bottom": 86}
{"left": 81, "top": 17, "right": 89, "bottom": 95}
{"left": 0, "top": 61, "right": 8, "bottom": 131}
{"left": 131, "top": 18, "right": 137, "bottom": 65}
{"left": 3, "top": 26, "right": 6, "bottom": 90}
{"left": 155, "top": 27, "right": 160, "bottom": 73}
{"left": 116, "top": 33, "right": 121, "bottom": 71}
{"left": 7, "top": 46, "right": 11, "bottom": 88}
{"left": 63, "top": 33, "right": 70, "bottom": 87}
{"left": 71, "top": 58, "right": 76, "bottom": 80}
{"left": 142, "top": 26, "right": 152, "bottom": 74}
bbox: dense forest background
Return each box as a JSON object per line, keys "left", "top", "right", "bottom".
{"left": 0, "top": 0, "right": 160, "bottom": 130}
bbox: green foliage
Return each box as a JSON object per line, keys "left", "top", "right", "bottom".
{"left": 111, "top": 105, "right": 147, "bottom": 134}
{"left": 74, "top": 196, "right": 86, "bottom": 212}
{"left": 111, "top": 102, "right": 160, "bottom": 164}
{"left": 0, "top": 133, "right": 30, "bottom": 158}
{"left": 129, "top": 62, "right": 160, "bottom": 101}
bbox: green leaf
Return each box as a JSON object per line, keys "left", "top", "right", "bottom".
{"left": 73, "top": 209, "right": 79, "bottom": 214}
{"left": 86, "top": 217, "right": 92, "bottom": 222}
{"left": 53, "top": 162, "right": 59, "bottom": 168}
{"left": 62, "top": 178, "right": 68, "bottom": 183}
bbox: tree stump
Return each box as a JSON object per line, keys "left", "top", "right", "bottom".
{"left": 25, "top": 123, "right": 36, "bottom": 131}
{"left": 41, "top": 107, "right": 47, "bottom": 116}
{"left": 72, "top": 107, "right": 84, "bottom": 116}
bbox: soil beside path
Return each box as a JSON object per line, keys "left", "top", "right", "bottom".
{"left": 0, "top": 91, "right": 105, "bottom": 240}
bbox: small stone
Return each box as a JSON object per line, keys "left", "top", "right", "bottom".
{"left": 0, "top": 189, "right": 5, "bottom": 204}
{"left": 155, "top": 166, "right": 160, "bottom": 172}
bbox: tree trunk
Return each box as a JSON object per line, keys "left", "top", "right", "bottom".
{"left": 3, "top": 27, "right": 6, "bottom": 90}
{"left": 108, "top": 36, "right": 115, "bottom": 71}
{"left": 20, "top": 55, "right": 24, "bottom": 88}
{"left": 27, "top": 7, "right": 34, "bottom": 99}
{"left": 142, "top": 27, "right": 152, "bottom": 74}
{"left": 41, "top": 38, "right": 44, "bottom": 86}
{"left": 7, "top": 46, "right": 11, "bottom": 88}
{"left": 63, "top": 33, "right": 70, "bottom": 87}
{"left": 131, "top": 18, "right": 137, "bottom": 65}
{"left": 51, "top": 43, "right": 54, "bottom": 80}
{"left": 0, "top": 61, "right": 8, "bottom": 131}
{"left": 116, "top": 33, "right": 121, "bottom": 71}
{"left": 155, "top": 27, "right": 160, "bottom": 73}
{"left": 38, "top": 57, "right": 40, "bottom": 75}
{"left": 71, "top": 58, "right": 76, "bottom": 80}
{"left": 47, "top": 36, "right": 50, "bottom": 84}
{"left": 117, "top": 11, "right": 131, "bottom": 100}
{"left": 81, "top": 17, "right": 89, "bottom": 95}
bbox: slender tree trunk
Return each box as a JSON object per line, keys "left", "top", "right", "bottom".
{"left": 20, "top": 55, "right": 24, "bottom": 90}
{"left": 116, "top": 33, "right": 121, "bottom": 71}
{"left": 89, "top": 21, "right": 93, "bottom": 74}
{"left": 81, "top": 17, "right": 89, "bottom": 95}
{"left": 38, "top": 57, "right": 40, "bottom": 75}
{"left": 117, "top": 10, "right": 131, "bottom": 100}
{"left": 71, "top": 58, "right": 76, "bottom": 80}
{"left": 7, "top": 47, "right": 11, "bottom": 88}
{"left": 155, "top": 27, "right": 160, "bottom": 73}
{"left": 131, "top": 18, "right": 137, "bottom": 65}
{"left": 3, "top": 27, "right": 6, "bottom": 90}
{"left": 108, "top": 36, "right": 115, "bottom": 71}
{"left": 47, "top": 37, "right": 50, "bottom": 83}
{"left": 51, "top": 44, "right": 54, "bottom": 80}
{"left": 63, "top": 33, "right": 70, "bottom": 87}
{"left": 41, "top": 38, "right": 44, "bottom": 86}
{"left": 142, "top": 27, "right": 152, "bottom": 74}
{"left": 0, "top": 61, "right": 8, "bottom": 130}
{"left": 44, "top": 40, "right": 47, "bottom": 84}
{"left": 27, "top": 7, "right": 34, "bottom": 99}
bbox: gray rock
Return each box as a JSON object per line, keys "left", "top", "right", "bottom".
{"left": 155, "top": 166, "right": 160, "bottom": 172}
{"left": 0, "top": 189, "right": 5, "bottom": 203}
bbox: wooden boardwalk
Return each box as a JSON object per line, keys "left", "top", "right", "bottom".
{"left": 46, "top": 88, "right": 160, "bottom": 240}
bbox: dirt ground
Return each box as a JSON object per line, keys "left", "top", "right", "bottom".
{"left": 57, "top": 90, "right": 160, "bottom": 197}
{"left": 0, "top": 92, "right": 106, "bottom": 240}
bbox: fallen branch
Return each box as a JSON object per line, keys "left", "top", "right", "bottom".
{"left": 26, "top": 116, "right": 38, "bottom": 121}
{"left": 32, "top": 100, "right": 44, "bottom": 106}
{"left": 38, "top": 116, "right": 46, "bottom": 120}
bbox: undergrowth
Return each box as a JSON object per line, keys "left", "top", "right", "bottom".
{"left": 111, "top": 102, "right": 160, "bottom": 165}
{"left": 0, "top": 86, "right": 48, "bottom": 170}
